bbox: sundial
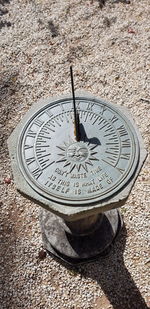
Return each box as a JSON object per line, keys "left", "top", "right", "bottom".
{"left": 8, "top": 67, "right": 147, "bottom": 264}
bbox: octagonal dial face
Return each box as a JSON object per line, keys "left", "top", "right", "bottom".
{"left": 17, "top": 97, "right": 139, "bottom": 205}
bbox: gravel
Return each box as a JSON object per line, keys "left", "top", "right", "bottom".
{"left": 0, "top": 0, "right": 149, "bottom": 308}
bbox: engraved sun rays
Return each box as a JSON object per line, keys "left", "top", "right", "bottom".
{"left": 56, "top": 141, "right": 99, "bottom": 173}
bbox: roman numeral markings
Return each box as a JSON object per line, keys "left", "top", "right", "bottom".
{"left": 60, "top": 104, "right": 69, "bottom": 123}
{"left": 105, "top": 152, "right": 118, "bottom": 164}
{"left": 122, "top": 139, "right": 131, "bottom": 148}
{"left": 120, "top": 153, "right": 130, "bottom": 160}
{"left": 117, "top": 125, "right": 128, "bottom": 137}
{"left": 116, "top": 167, "right": 125, "bottom": 174}
{"left": 27, "top": 129, "right": 36, "bottom": 138}
{"left": 32, "top": 167, "right": 43, "bottom": 179}
{"left": 110, "top": 115, "right": 118, "bottom": 123}
{"left": 46, "top": 109, "right": 54, "bottom": 118}
{"left": 84, "top": 111, "right": 89, "bottom": 122}
{"left": 33, "top": 118, "right": 43, "bottom": 127}
{"left": 76, "top": 101, "right": 80, "bottom": 110}
{"left": 99, "top": 105, "right": 107, "bottom": 115}
{"left": 87, "top": 102, "right": 94, "bottom": 111}
{"left": 60, "top": 103, "right": 65, "bottom": 112}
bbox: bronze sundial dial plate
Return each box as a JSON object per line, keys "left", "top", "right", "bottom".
{"left": 17, "top": 96, "right": 140, "bottom": 206}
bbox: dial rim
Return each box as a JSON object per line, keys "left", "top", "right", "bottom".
{"left": 17, "top": 96, "right": 140, "bottom": 206}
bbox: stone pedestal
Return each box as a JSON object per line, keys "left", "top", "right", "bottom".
{"left": 8, "top": 91, "right": 147, "bottom": 265}
{"left": 40, "top": 208, "right": 123, "bottom": 264}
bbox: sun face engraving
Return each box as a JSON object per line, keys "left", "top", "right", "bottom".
{"left": 67, "top": 143, "right": 88, "bottom": 162}
{"left": 17, "top": 97, "right": 139, "bottom": 205}
{"left": 56, "top": 141, "right": 99, "bottom": 172}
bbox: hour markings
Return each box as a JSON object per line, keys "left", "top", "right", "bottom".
{"left": 46, "top": 109, "right": 54, "bottom": 118}
{"left": 87, "top": 102, "right": 94, "bottom": 112}
{"left": 122, "top": 139, "right": 131, "bottom": 148}
{"left": 36, "top": 139, "right": 47, "bottom": 144}
{"left": 37, "top": 134, "right": 51, "bottom": 140}
{"left": 104, "top": 124, "right": 112, "bottom": 131}
{"left": 79, "top": 110, "right": 83, "bottom": 119}
{"left": 116, "top": 167, "right": 125, "bottom": 174}
{"left": 102, "top": 159, "right": 115, "bottom": 167}
{"left": 105, "top": 151, "right": 118, "bottom": 157}
{"left": 36, "top": 144, "right": 50, "bottom": 149}
{"left": 120, "top": 153, "right": 130, "bottom": 160}
{"left": 32, "top": 167, "right": 43, "bottom": 179}
{"left": 44, "top": 123, "right": 55, "bottom": 132}
{"left": 31, "top": 159, "right": 55, "bottom": 179}
{"left": 37, "top": 153, "right": 51, "bottom": 161}
{"left": 60, "top": 103, "right": 65, "bottom": 112}
{"left": 27, "top": 129, "right": 36, "bottom": 138}
{"left": 84, "top": 111, "right": 89, "bottom": 122}
{"left": 99, "top": 105, "right": 107, "bottom": 115}
{"left": 110, "top": 115, "right": 118, "bottom": 123}
{"left": 106, "top": 142, "right": 119, "bottom": 145}
{"left": 99, "top": 123, "right": 109, "bottom": 130}
{"left": 39, "top": 159, "right": 49, "bottom": 168}
{"left": 24, "top": 144, "right": 33, "bottom": 150}
{"left": 108, "top": 137, "right": 118, "bottom": 142}
{"left": 40, "top": 160, "right": 55, "bottom": 170}
{"left": 40, "top": 127, "right": 49, "bottom": 134}
{"left": 48, "top": 121, "right": 55, "bottom": 128}
{"left": 36, "top": 150, "right": 46, "bottom": 154}
{"left": 92, "top": 115, "right": 100, "bottom": 125}
{"left": 110, "top": 147, "right": 119, "bottom": 151}
{"left": 117, "top": 125, "right": 128, "bottom": 137}
{"left": 54, "top": 117, "right": 61, "bottom": 127}
{"left": 26, "top": 157, "right": 36, "bottom": 165}
{"left": 76, "top": 101, "right": 80, "bottom": 111}
{"left": 33, "top": 118, "right": 44, "bottom": 127}
{"left": 20, "top": 99, "right": 137, "bottom": 202}
{"left": 90, "top": 113, "right": 95, "bottom": 121}
{"left": 107, "top": 157, "right": 116, "bottom": 164}
{"left": 104, "top": 132, "right": 117, "bottom": 137}
{"left": 98, "top": 118, "right": 105, "bottom": 126}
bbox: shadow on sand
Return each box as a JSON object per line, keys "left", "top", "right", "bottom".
{"left": 58, "top": 224, "right": 148, "bottom": 309}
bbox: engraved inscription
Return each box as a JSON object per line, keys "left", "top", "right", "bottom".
{"left": 18, "top": 97, "right": 139, "bottom": 204}
{"left": 71, "top": 173, "right": 87, "bottom": 179}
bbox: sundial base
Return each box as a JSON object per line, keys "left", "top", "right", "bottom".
{"left": 39, "top": 209, "right": 123, "bottom": 265}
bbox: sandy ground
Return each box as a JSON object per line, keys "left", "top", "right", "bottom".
{"left": 0, "top": 0, "right": 150, "bottom": 308}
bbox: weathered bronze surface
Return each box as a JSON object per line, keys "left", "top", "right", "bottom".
{"left": 17, "top": 96, "right": 140, "bottom": 206}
